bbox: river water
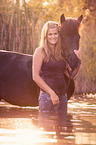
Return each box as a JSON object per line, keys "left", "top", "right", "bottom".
{"left": 0, "top": 94, "right": 96, "bottom": 145}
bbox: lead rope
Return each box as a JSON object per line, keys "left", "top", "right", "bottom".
{"left": 64, "top": 69, "right": 73, "bottom": 95}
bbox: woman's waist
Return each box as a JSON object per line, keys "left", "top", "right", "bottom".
{"left": 40, "top": 78, "right": 66, "bottom": 94}
{"left": 40, "top": 89, "right": 67, "bottom": 97}
{"left": 43, "top": 76, "right": 66, "bottom": 85}
{"left": 41, "top": 74, "right": 66, "bottom": 80}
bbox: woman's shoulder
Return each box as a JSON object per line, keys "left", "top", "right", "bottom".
{"left": 33, "top": 47, "right": 45, "bottom": 58}
{"left": 34, "top": 46, "right": 43, "bottom": 53}
{"left": 33, "top": 47, "right": 43, "bottom": 54}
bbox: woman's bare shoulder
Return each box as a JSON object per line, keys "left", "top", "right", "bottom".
{"left": 33, "top": 47, "right": 45, "bottom": 59}
{"left": 34, "top": 47, "right": 43, "bottom": 54}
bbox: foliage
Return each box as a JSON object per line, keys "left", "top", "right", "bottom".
{"left": 81, "top": 14, "right": 96, "bottom": 81}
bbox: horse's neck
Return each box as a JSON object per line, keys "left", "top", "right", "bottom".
{"left": 63, "top": 49, "right": 74, "bottom": 57}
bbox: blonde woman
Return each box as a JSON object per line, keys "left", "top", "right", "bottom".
{"left": 32, "top": 21, "right": 78, "bottom": 113}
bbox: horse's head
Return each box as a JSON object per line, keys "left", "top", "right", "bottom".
{"left": 59, "top": 14, "right": 83, "bottom": 57}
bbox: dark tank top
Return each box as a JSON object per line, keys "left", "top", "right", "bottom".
{"left": 40, "top": 58, "right": 67, "bottom": 96}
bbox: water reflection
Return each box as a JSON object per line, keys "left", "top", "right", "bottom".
{"left": 0, "top": 97, "right": 96, "bottom": 145}
{"left": 37, "top": 112, "right": 75, "bottom": 144}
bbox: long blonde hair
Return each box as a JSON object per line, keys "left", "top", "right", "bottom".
{"left": 40, "top": 21, "right": 62, "bottom": 61}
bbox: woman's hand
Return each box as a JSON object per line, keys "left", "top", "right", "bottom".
{"left": 50, "top": 91, "right": 59, "bottom": 105}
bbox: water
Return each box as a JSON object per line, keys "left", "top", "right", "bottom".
{"left": 0, "top": 94, "right": 96, "bottom": 145}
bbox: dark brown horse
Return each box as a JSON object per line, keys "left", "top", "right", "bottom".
{"left": 60, "top": 14, "right": 83, "bottom": 70}
{"left": 0, "top": 14, "right": 82, "bottom": 106}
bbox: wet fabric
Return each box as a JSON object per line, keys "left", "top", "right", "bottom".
{"left": 38, "top": 92, "right": 67, "bottom": 113}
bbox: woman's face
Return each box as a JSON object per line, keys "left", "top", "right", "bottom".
{"left": 47, "top": 28, "right": 59, "bottom": 46}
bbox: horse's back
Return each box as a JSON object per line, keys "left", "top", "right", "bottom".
{"left": 0, "top": 50, "right": 39, "bottom": 106}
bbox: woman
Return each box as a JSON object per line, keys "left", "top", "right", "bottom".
{"left": 32, "top": 21, "right": 80, "bottom": 113}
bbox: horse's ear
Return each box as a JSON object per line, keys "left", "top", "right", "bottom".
{"left": 78, "top": 15, "right": 83, "bottom": 22}
{"left": 60, "top": 14, "right": 65, "bottom": 24}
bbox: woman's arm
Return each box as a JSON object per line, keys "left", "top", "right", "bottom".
{"left": 32, "top": 47, "right": 59, "bottom": 105}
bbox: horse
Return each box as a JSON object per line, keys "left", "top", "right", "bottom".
{"left": 60, "top": 14, "right": 83, "bottom": 70}
{"left": 0, "top": 14, "right": 82, "bottom": 106}
{"left": 60, "top": 14, "right": 83, "bottom": 94}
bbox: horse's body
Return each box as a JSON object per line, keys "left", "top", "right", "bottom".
{"left": 0, "top": 14, "right": 82, "bottom": 106}
{"left": 0, "top": 51, "right": 39, "bottom": 106}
